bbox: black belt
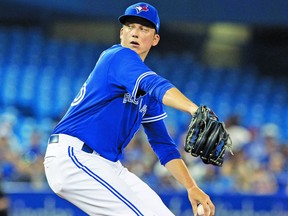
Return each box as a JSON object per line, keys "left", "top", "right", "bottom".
{"left": 48, "top": 134, "right": 94, "bottom": 154}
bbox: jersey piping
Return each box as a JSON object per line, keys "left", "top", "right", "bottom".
{"left": 131, "top": 71, "right": 156, "bottom": 100}
{"left": 141, "top": 113, "right": 167, "bottom": 124}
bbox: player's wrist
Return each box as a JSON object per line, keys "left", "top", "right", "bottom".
{"left": 184, "top": 179, "right": 198, "bottom": 191}
{"left": 190, "top": 105, "right": 198, "bottom": 116}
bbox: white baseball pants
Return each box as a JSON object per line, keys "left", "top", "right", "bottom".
{"left": 44, "top": 134, "right": 175, "bottom": 216}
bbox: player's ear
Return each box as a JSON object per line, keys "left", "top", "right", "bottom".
{"left": 120, "top": 28, "right": 124, "bottom": 41}
{"left": 152, "top": 34, "right": 160, "bottom": 46}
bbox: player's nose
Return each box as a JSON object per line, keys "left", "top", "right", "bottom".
{"left": 131, "top": 28, "right": 140, "bottom": 38}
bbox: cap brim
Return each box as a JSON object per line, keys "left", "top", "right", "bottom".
{"left": 118, "top": 15, "right": 156, "bottom": 32}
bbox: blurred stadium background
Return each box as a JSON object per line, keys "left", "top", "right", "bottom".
{"left": 0, "top": 0, "right": 288, "bottom": 215}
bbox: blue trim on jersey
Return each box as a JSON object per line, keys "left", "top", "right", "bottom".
{"left": 132, "top": 71, "right": 156, "bottom": 100}
{"left": 68, "top": 147, "right": 144, "bottom": 216}
{"left": 141, "top": 112, "right": 167, "bottom": 124}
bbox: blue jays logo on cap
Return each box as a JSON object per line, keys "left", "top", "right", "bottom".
{"left": 118, "top": 2, "right": 160, "bottom": 33}
{"left": 135, "top": 5, "right": 149, "bottom": 14}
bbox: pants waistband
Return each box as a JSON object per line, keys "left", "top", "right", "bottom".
{"left": 48, "top": 134, "right": 97, "bottom": 154}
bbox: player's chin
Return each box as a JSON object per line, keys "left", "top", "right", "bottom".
{"left": 129, "top": 46, "right": 141, "bottom": 54}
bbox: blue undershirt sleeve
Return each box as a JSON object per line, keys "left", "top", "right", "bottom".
{"left": 142, "top": 119, "right": 181, "bottom": 165}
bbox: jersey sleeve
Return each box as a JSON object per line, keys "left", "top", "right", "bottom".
{"left": 142, "top": 119, "right": 181, "bottom": 165}
{"left": 109, "top": 47, "right": 174, "bottom": 102}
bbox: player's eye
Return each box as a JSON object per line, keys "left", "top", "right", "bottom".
{"left": 140, "top": 26, "right": 149, "bottom": 32}
{"left": 126, "top": 24, "right": 134, "bottom": 29}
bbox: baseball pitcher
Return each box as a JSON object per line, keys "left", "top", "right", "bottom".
{"left": 43, "top": 2, "right": 226, "bottom": 216}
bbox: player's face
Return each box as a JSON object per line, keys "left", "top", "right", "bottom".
{"left": 120, "top": 22, "right": 160, "bottom": 61}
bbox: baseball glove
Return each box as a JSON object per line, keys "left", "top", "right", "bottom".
{"left": 184, "top": 105, "right": 233, "bottom": 166}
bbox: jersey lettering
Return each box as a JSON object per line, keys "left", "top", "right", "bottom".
{"left": 123, "top": 93, "right": 147, "bottom": 116}
{"left": 139, "top": 104, "right": 147, "bottom": 117}
{"left": 123, "top": 93, "right": 138, "bottom": 105}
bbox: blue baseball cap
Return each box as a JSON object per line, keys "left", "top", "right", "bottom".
{"left": 118, "top": 2, "right": 160, "bottom": 33}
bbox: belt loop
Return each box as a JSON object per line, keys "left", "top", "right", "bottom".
{"left": 49, "top": 134, "right": 59, "bottom": 143}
